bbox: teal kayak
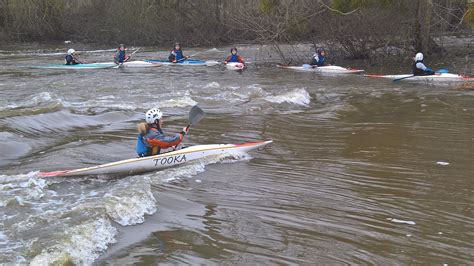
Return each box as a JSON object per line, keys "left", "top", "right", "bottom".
{"left": 31, "top": 63, "right": 118, "bottom": 70}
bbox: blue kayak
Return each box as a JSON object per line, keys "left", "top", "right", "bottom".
{"left": 31, "top": 63, "right": 118, "bottom": 70}
{"left": 144, "top": 59, "right": 219, "bottom": 66}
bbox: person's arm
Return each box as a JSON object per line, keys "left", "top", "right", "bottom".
{"left": 147, "top": 133, "right": 184, "bottom": 149}
{"left": 169, "top": 51, "right": 177, "bottom": 62}
{"left": 416, "top": 62, "right": 434, "bottom": 74}
{"left": 238, "top": 56, "right": 245, "bottom": 63}
{"left": 224, "top": 55, "right": 231, "bottom": 64}
{"left": 73, "top": 56, "right": 82, "bottom": 64}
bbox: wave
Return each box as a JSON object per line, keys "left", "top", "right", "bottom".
{"left": 0, "top": 152, "right": 251, "bottom": 264}
{"left": 265, "top": 88, "right": 311, "bottom": 106}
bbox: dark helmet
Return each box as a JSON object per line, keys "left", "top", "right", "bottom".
{"left": 231, "top": 47, "right": 238, "bottom": 53}
{"left": 119, "top": 43, "right": 125, "bottom": 48}
{"left": 174, "top": 42, "right": 181, "bottom": 48}
{"left": 317, "top": 48, "right": 325, "bottom": 54}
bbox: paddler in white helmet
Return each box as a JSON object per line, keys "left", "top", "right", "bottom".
{"left": 136, "top": 107, "right": 189, "bottom": 157}
{"left": 65, "top": 49, "right": 82, "bottom": 65}
{"left": 413, "top": 52, "right": 435, "bottom": 76}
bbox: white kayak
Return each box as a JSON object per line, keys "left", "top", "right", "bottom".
{"left": 225, "top": 62, "right": 246, "bottom": 71}
{"left": 145, "top": 59, "right": 220, "bottom": 66}
{"left": 38, "top": 140, "right": 272, "bottom": 177}
{"left": 277, "top": 64, "right": 364, "bottom": 74}
{"left": 364, "top": 73, "right": 474, "bottom": 83}
{"left": 97, "top": 61, "right": 162, "bottom": 68}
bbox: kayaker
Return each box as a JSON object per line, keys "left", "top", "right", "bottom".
{"left": 65, "top": 49, "right": 81, "bottom": 65}
{"left": 168, "top": 42, "right": 189, "bottom": 63}
{"left": 224, "top": 47, "right": 245, "bottom": 64}
{"left": 413, "top": 52, "right": 435, "bottom": 76}
{"left": 310, "top": 48, "right": 328, "bottom": 67}
{"left": 136, "top": 108, "right": 189, "bottom": 156}
{"left": 114, "top": 44, "right": 130, "bottom": 64}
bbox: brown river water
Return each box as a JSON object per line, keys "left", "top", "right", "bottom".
{"left": 0, "top": 44, "right": 473, "bottom": 265}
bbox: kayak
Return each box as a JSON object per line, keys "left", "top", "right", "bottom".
{"left": 96, "top": 61, "right": 162, "bottom": 68}
{"left": 145, "top": 59, "right": 220, "bottom": 66}
{"left": 38, "top": 140, "right": 272, "bottom": 177}
{"left": 31, "top": 63, "right": 118, "bottom": 70}
{"left": 225, "top": 62, "right": 246, "bottom": 71}
{"left": 364, "top": 73, "right": 474, "bottom": 82}
{"left": 277, "top": 64, "right": 364, "bottom": 74}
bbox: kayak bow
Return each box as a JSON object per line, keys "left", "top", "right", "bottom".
{"left": 277, "top": 64, "right": 364, "bottom": 74}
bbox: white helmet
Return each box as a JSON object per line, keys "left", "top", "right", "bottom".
{"left": 145, "top": 108, "right": 163, "bottom": 124}
{"left": 67, "top": 49, "right": 75, "bottom": 55}
{"left": 415, "top": 52, "right": 423, "bottom": 61}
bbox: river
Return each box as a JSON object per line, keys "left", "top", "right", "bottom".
{"left": 0, "top": 44, "right": 473, "bottom": 265}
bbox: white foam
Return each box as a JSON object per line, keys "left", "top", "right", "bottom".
{"left": 204, "top": 82, "right": 220, "bottom": 89}
{"left": 30, "top": 218, "right": 117, "bottom": 266}
{"left": 265, "top": 88, "right": 311, "bottom": 106}
{"left": 104, "top": 187, "right": 157, "bottom": 226}
{"left": 160, "top": 95, "right": 198, "bottom": 108}
{"left": 436, "top": 161, "right": 450, "bottom": 166}
{"left": 387, "top": 218, "right": 416, "bottom": 225}
{"left": 0, "top": 92, "right": 62, "bottom": 111}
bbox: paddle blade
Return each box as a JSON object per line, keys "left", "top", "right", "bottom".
{"left": 189, "top": 105, "right": 205, "bottom": 125}
{"left": 436, "top": 68, "right": 448, "bottom": 73}
{"left": 393, "top": 75, "right": 414, "bottom": 82}
{"left": 302, "top": 64, "right": 311, "bottom": 69}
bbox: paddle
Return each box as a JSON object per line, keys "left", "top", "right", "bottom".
{"left": 175, "top": 105, "right": 205, "bottom": 149}
{"left": 176, "top": 48, "right": 217, "bottom": 63}
{"left": 302, "top": 64, "right": 316, "bottom": 69}
{"left": 393, "top": 68, "right": 449, "bottom": 82}
{"left": 126, "top": 48, "right": 141, "bottom": 61}
{"left": 186, "top": 105, "right": 205, "bottom": 130}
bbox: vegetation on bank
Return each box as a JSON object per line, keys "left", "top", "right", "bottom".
{"left": 0, "top": 0, "right": 472, "bottom": 61}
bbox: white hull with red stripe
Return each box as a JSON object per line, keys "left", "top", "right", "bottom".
{"left": 38, "top": 140, "right": 272, "bottom": 177}
{"left": 225, "top": 62, "right": 246, "bottom": 70}
{"left": 277, "top": 65, "right": 364, "bottom": 74}
{"left": 96, "top": 61, "right": 162, "bottom": 68}
{"left": 364, "top": 73, "right": 474, "bottom": 82}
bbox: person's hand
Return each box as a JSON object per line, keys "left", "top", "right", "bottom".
{"left": 185, "top": 56, "right": 190, "bottom": 59}
{"left": 224, "top": 61, "right": 228, "bottom": 64}
{"left": 181, "top": 126, "right": 189, "bottom": 135}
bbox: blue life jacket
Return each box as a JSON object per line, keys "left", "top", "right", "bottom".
{"left": 136, "top": 134, "right": 149, "bottom": 157}
{"left": 311, "top": 55, "right": 325, "bottom": 66}
{"left": 115, "top": 50, "right": 126, "bottom": 63}
{"left": 65, "top": 54, "right": 76, "bottom": 65}
{"left": 229, "top": 54, "right": 239, "bottom": 62}
{"left": 174, "top": 49, "right": 184, "bottom": 61}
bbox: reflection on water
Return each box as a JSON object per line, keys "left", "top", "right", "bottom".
{"left": 0, "top": 46, "right": 473, "bottom": 264}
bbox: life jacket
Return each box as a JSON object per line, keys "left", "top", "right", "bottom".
{"left": 115, "top": 50, "right": 127, "bottom": 63}
{"left": 169, "top": 49, "right": 184, "bottom": 62}
{"left": 136, "top": 134, "right": 149, "bottom": 157}
{"left": 311, "top": 54, "right": 325, "bottom": 66}
{"left": 226, "top": 54, "right": 243, "bottom": 63}
{"left": 65, "top": 54, "right": 76, "bottom": 65}
{"left": 144, "top": 128, "right": 183, "bottom": 156}
{"left": 412, "top": 60, "right": 427, "bottom": 76}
